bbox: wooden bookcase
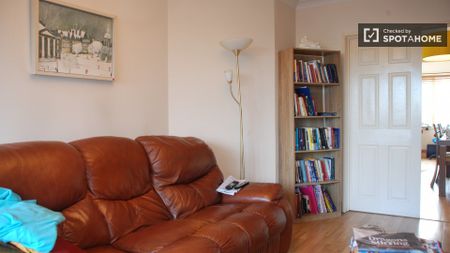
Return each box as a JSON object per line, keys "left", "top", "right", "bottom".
{"left": 278, "top": 48, "right": 343, "bottom": 222}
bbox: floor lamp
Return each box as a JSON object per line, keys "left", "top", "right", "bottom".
{"left": 220, "top": 37, "right": 253, "bottom": 180}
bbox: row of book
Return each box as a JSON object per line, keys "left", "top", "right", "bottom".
{"left": 295, "top": 127, "right": 340, "bottom": 151}
{"left": 294, "top": 86, "right": 316, "bottom": 116}
{"left": 296, "top": 185, "right": 336, "bottom": 216}
{"left": 295, "top": 157, "right": 335, "bottom": 183}
{"left": 293, "top": 59, "right": 339, "bottom": 83}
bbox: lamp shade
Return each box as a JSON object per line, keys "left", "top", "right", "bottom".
{"left": 220, "top": 38, "right": 253, "bottom": 51}
{"left": 423, "top": 31, "right": 450, "bottom": 62}
{"left": 224, "top": 69, "right": 233, "bottom": 83}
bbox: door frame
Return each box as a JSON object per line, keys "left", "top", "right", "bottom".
{"left": 343, "top": 35, "right": 357, "bottom": 213}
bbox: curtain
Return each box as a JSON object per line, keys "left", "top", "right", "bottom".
{"left": 422, "top": 76, "right": 450, "bottom": 125}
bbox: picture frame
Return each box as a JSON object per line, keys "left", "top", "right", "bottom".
{"left": 31, "top": 0, "right": 116, "bottom": 81}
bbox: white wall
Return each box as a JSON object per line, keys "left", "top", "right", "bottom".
{"left": 421, "top": 60, "right": 450, "bottom": 150}
{"left": 276, "top": 0, "right": 297, "bottom": 52}
{"left": 168, "top": 0, "right": 282, "bottom": 182}
{"left": 421, "top": 127, "right": 434, "bottom": 151}
{"left": 296, "top": 0, "right": 450, "bottom": 50}
{"left": 423, "top": 61, "right": 450, "bottom": 75}
{"left": 0, "top": 0, "right": 168, "bottom": 143}
{"left": 275, "top": 0, "right": 297, "bottom": 181}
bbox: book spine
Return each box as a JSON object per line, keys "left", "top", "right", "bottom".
{"left": 293, "top": 59, "right": 297, "bottom": 82}
{"left": 332, "top": 64, "right": 339, "bottom": 83}
{"left": 300, "top": 160, "right": 307, "bottom": 183}
{"left": 299, "top": 96, "right": 307, "bottom": 116}
{"left": 323, "top": 188, "right": 337, "bottom": 212}
{"left": 300, "top": 128, "right": 305, "bottom": 150}
{"left": 320, "top": 160, "right": 328, "bottom": 181}
{"left": 335, "top": 128, "right": 340, "bottom": 148}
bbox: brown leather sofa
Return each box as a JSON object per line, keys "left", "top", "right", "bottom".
{"left": 0, "top": 136, "right": 293, "bottom": 253}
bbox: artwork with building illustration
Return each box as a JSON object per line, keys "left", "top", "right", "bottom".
{"left": 37, "top": 0, "right": 114, "bottom": 79}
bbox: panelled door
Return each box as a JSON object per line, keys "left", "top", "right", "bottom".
{"left": 347, "top": 36, "right": 421, "bottom": 217}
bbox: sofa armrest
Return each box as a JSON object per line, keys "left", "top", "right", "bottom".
{"left": 221, "top": 183, "right": 283, "bottom": 204}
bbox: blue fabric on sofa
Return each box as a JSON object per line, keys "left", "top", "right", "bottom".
{"left": 0, "top": 187, "right": 65, "bottom": 253}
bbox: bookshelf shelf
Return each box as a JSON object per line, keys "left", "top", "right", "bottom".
{"left": 278, "top": 48, "right": 343, "bottom": 221}
{"left": 294, "top": 82, "right": 340, "bottom": 86}
{"left": 295, "top": 116, "right": 340, "bottom": 119}
{"left": 296, "top": 180, "right": 341, "bottom": 186}
{"left": 295, "top": 149, "right": 341, "bottom": 154}
{"left": 293, "top": 48, "right": 340, "bottom": 57}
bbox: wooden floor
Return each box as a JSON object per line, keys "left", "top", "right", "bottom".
{"left": 421, "top": 159, "right": 450, "bottom": 221}
{"left": 290, "top": 211, "right": 450, "bottom": 253}
{"left": 289, "top": 159, "right": 450, "bottom": 252}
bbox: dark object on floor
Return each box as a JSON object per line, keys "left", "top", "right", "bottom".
{"left": 427, "top": 144, "right": 437, "bottom": 159}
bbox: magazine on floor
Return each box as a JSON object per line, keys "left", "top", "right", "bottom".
{"left": 350, "top": 225, "right": 443, "bottom": 253}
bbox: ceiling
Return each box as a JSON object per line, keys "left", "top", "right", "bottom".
{"left": 297, "top": 0, "right": 352, "bottom": 9}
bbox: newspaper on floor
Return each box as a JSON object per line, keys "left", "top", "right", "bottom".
{"left": 349, "top": 225, "right": 444, "bottom": 253}
{"left": 216, "top": 176, "right": 249, "bottom": 196}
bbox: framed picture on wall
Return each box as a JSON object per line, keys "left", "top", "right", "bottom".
{"left": 31, "top": 0, "right": 116, "bottom": 81}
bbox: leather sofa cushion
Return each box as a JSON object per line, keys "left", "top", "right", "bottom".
{"left": 94, "top": 189, "right": 171, "bottom": 241}
{"left": 59, "top": 194, "right": 111, "bottom": 249}
{"left": 136, "top": 136, "right": 223, "bottom": 218}
{"left": 189, "top": 203, "right": 286, "bottom": 236}
{"left": 70, "top": 137, "right": 151, "bottom": 200}
{"left": 67, "top": 137, "right": 171, "bottom": 245}
{"left": 51, "top": 237, "right": 87, "bottom": 253}
{"left": 113, "top": 219, "right": 209, "bottom": 252}
{"left": 113, "top": 202, "right": 287, "bottom": 253}
{"left": 0, "top": 141, "right": 86, "bottom": 211}
{"left": 154, "top": 237, "right": 220, "bottom": 253}
{"left": 85, "top": 246, "right": 125, "bottom": 253}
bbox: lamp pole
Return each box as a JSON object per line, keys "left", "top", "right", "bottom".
{"left": 234, "top": 49, "right": 245, "bottom": 180}
{"left": 221, "top": 37, "right": 252, "bottom": 180}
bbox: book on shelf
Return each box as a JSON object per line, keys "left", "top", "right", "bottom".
{"left": 295, "top": 127, "right": 340, "bottom": 151}
{"left": 297, "top": 185, "right": 336, "bottom": 217}
{"left": 293, "top": 59, "right": 339, "bottom": 84}
{"left": 294, "top": 86, "right": 317, "bottom": 116}
{"left": 295, "top": 157, "right": 335, "bottom": 183}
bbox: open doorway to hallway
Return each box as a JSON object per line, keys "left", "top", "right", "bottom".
{"left": 420, "top": 60, "right": 450, "bottom": 222}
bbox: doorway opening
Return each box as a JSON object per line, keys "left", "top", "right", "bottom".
{"left": 420, "top": 61, "right": 450, "bottom": 222}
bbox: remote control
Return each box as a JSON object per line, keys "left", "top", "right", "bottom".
{"left": 225, "top": 181, "right": 239, "bottom": 190}
{"left": 234, "top": 181, "right": 249, "bottom": 189}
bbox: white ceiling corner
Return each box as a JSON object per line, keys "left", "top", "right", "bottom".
{"left": 278, "top": 0, "right": 300, "bottom": 8}
{"left": 297, "top": 0, "right": 352, "bottom": 9}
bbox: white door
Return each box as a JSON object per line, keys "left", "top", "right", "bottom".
{"left": 347, "top": 36, "right": 421, "bottom": 217}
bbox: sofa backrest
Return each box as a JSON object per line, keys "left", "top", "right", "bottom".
{"left": 0, "top": 141, "right": 109, "bottom": 248}
{"left": 136, "top": 136, "right": 223, "bottom": 219}
{"left": 0, "top": 137, "right": 172, "bottom": 249}
{"left": 65, "top": 137, "right": 172, "bottom": 245}
{"left": 0, "top": 136, "right": 224, "bottom": 248}
{"left": 0, "top": 141, "right": 87, "bottom": 211}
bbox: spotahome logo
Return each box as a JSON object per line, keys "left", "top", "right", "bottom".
{"left": 363, "top": 28, "right": 379, "bottom": 43}
{"left": 358, "top": 23, "right": 447, "bottom": 47}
